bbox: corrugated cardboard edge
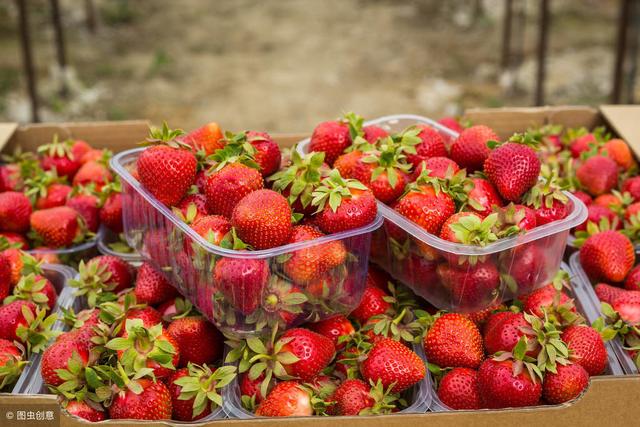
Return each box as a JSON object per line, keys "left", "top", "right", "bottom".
{"left": 0, "top": 123, "right": 18, "bottom": 153}
{"left": 600, "top": 104, "right": 640, "bottom": 150}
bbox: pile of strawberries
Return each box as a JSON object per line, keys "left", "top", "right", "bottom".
{"left": 425, "top": 272, "right": 609, "bottom": 409}
{"left": 0, "top": 136, "right": 123, "bottom": 257}
{"left": 0, "top": 243, "right": 61, "bottom": 391}
{"left": 132, "top": 122, "right": 379, "bottom": 332}
{"left": 41, "top": 255, "right": 233, "bottom": 421}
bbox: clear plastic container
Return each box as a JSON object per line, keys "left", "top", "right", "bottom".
{"left": 428, "top": 262, "right": 624, "bottom": 412}
{"left": 11, "top": 264, "right": 77, "bottom": 394}
{"left": 569, "top": 252, "right": 639, "bottom": 375}
{"left": 111, "top": 149, "right": 383, "bottom": 338}
{"left": 223, "top": 343, "right": 432, "bottom": 418}
{"left": 298, "top": 115, "right": 587, "bottom": 313}
{"left": 27, "top": 228, "right": 102, "bottom": 266}
{"left": 97, "top": 225, "right": 144, "bottom": 265}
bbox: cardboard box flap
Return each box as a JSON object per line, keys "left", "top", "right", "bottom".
{"left": 599, "top": 105, "right": 640, "bottom": 150}
{"left": 0, "top": 123, "right": 18, "bottom": 154}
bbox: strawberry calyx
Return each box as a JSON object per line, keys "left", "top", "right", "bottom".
{"left": 359, "top": 140, "right": 411, "bottom": 189}
{"left": 363, "top": 308, "right": 423, "bottom": 344}
{"left": 37, "top": 134, "right": 75, "bottom": 159}
{"left": 491, "top": 203, "right": 525, "bottom": 237}
{"left": 343, "top": 112, "right": 365, "bottom": 141}
{"left": 390, "top": 126, "right": 423, "bottom": 156}
{"left": 448, "top": 212, "right": 499, "bottom": 246}
{"left": 311, "top": 170, "right": 369, "bottom": 213}
{"left": 521, "top": 312, "right": 570, "bottom": 375}
{"left": 207, "top": 131, "right": 260, "bottom": 172}
{"left": 4, "top": 273, "right": 52, "bottom": 310}
{"left": 594, "top": 302, "right": 640, "bottom": 340}
{"left": 487, "top": 132, "right": 541, "bottom": 151}
{"left": 16, "top": 304, "right": 60, "bottom": 355}
{"left": 244, "top": 277, "right": 308, "bottom": 331}
{"left": 70, "top": 260, "right": 120, "bottom": 308}
{"left": 0, "top": 236, "right": 23, "bottom": 251}
{"left": 0, "top": 350, "right": 27, "bottom": 389}
{"left": 492, "top": 336, "right": 543, "bottom": 383}
{"left": 141, "top": 122, "right": 188, "bottom": 149}
{"left": 269, "top": 150, "right": 327, "bottom": 211}
{"left": 173, "top": 363, "right": 237, "bottom": 418}
{"left": 172, "top": 203, "right": 200, "bottom": 225}
{"left": 522, "top": 170, "right": 569, "bottom": 210}
{"left": 409, "top": 167, "right": 472, "bottom": 206}
{"left": 359, "top": 379, "right": 404, "bottom": 415}
{"left": 573, "top": 218, "right": 621, "bottom": 247}
{"left": 23, "top": 169, "right": 67, "bottom": 205}
{"left": 161, "top": 297, "right": 194, "bottom": 322}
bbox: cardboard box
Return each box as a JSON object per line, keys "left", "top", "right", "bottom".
{"left": 0, "top": 105, "right": 639, "bottom": 426}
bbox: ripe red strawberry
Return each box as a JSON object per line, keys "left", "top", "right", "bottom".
{"left": 175, "top": 194, "right": 208, "bottom": 223}
{"left": 100, "top": 191, "right": 123, "bottom": 233}
{"left": 214, "top": 257, "right": 269, "bottom": 315}
{"left": 204, "top": 163, "right": 263, "bottom": 218}
{"left": 484, "top": 139, "right": 541, "bottom": 202}
{"left": 0, "top": 255, "right": 10, "bottom": 300}
{"left": 439, "top": 212, "right": 495, "bottom": 244}
{"left": 576, "top": 204, "right": 620, "bottom": 232}
{"left": 255, "top": 381, "right": 313, "bottom": 417}
{"left": 167, "top": 316, "right": 222, "bottom": 367}
{"left": 327, "top": 379, "right": 375, "bottom": 415}
{"left": 450, "top": 125, "right": 498, "bottom": 172}
{"left": 0, "top": 192, "right": 32, "bottom": 233}
{"left": 437, "top": 367, "right": 482, "bottom": 410}
{"left": 594, "top": 193, "right": 624, "bottom": 209}
{"left": 240, "top": 372, "right": 266, "bottom": 403}
{"left": 73, "top": 255, "right": 132, "bottom": 304}
{"left": 576, "top": 155, "right": 618, "bottom": 196}
{"left": 625, "top": 201, "right": 640, "bottom": 221}
{"left": 168, "top": 364, "right": 233, "bottom": 421}
{"left": 123, "top": 306, "right": 163, "bottom": 330}
{"left": 64, "top": 400, "right": 106, "bottom": 422}
{"left": 361, "top": 337, "right": 425, "bottom": 392}
{"left": 424, "top": 313, "right": 484, "bottom": 369}
{"left": 405, "top": 124, "right": 447, "bottom": 168}
{"left": 534, "top": 198, "right": 569, "bottom": 225}
{"left": 611, "top": 290, "right": 640, "bottom": 325}
{"left": 308, "top": 315, "right": 355, "bottom": 350}
{"left": 542, "top": 363, "right": 589, "bottom": 404}
{"left": 79, "top": 148, "right": 104, "bottom": 164}
{"left": 351, "top": 144, "right": 410, "bottom": 204}
{"left": 561, "top": 325, "right": 607, "bottom": 375}
{"left": 72, "top": 160, "right": 113, "bottom": 191}
{"left": 350, "top": 286, "right": 391, "bottom": 324}
{"left": 38, "top": 137, "right": 85, "bottom": 179}
{"left": 477, "top": 358, "right": 542, "bottom": 408}
{"left": 412, "top": 156, "right": 460, "bottom": 180}
{"left": 109, "top": 378, "right": 172, "bottom": 420}
{"left": 334, "top": 150, "right": 364, "bottom": 179}
{"left": 624, "top": 265, "right": 640, "bottom": 291}
{"left": 622, "top": 176, "right": 640, "bottom": 201}
{"left": 579, "top": 230, "right": 635, "bottom": 282}
{"left": 0, "top": 301, "right": 37, "bottom": 342}
{"left": 283, "top": 225, "right": 346, "bottom": 284}
{"left": 494, "top": 203, "right": 537, "bottom": 231}
{"left": 312, "top": 172, "right": 378, "bottom": 234}
{"left": 232, "top": 189, "right": 292, "bottom": 250}
{"left": 363, "top": 125, "right": 389, "bottom": 143}
{"left": 279, "top": 328, "right": 336, "bottom": 381}
{"left": 34, "top": 183, "right": 72, "bottom": 210}
{"left": 7, "top": 274, "right": 58, "bottom": 311}
{"left": 181, "top": 121, "right": 224, "bottom": 155}
{"left": 437, "top": 261, "right": 500, "bottom": 308}
{"left": 30, "top": 206, "right": 83, "bottom": 248}
{"left": 191, "top": 215, "right": 231, "bottom": 245}
{"left": 522, "top": 284, "right": 575, "bottom": 318}
{"left": 504, "top": 243, "right": 545, "bottom": 295}
{"left": 395, "top": 184, "right": 455, "bottom": 235}
{"left": 134, "top": 262, "right": 177, "bottom": 306}
{"left": 594, "top": 283, "right": 625, "bottom": 304}
{"left": 41, "top": 338, "right": 89, "bottom": 386}
{"left": 569, "top": 132, "right": 597, "bottom": 158}
{"left": 438, "top": 116, "right": 464, "bottom": 133}
{"left": 309, "top": 120, "right": 351, "bottom": 166}
{"left": 483, "top": 312, "right": 532, "bottom": 355}
{"left": 572, "top": 190, "right": 593, "bottom": 206}
{"left": 138, "top": 125, "right": 198, "bottom": 206}
{"left": 0, "top": 338, "right": 23, "bottom": 387}
{"left": 0, "top": 232, "right": 28, "bottom": 249}
{"left": 467, "top": 177, "right": 503, "bottom": 217}
{"left": 246, "top": 131, "right": 281, "bottom": 177}
{"left": 66, "top": 193, "right": 100, "bottom": 232}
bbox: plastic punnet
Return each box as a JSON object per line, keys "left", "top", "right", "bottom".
{"left": 96, "top": 225, "right": 144, "bottom": 265}
{"left": 111, "top": 149, "right": 383, "bottom": 338}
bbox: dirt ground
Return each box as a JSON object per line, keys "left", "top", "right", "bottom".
{"left": 0, "top": 0, "right": 635, "bottom": 134}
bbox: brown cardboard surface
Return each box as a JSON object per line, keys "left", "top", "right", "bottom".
{"left": 600, "top": 104, "right": 640, "bottom": 150}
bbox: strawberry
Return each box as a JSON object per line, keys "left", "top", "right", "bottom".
{"left": 0, "top": 232, "right": 28, "bottom": 249}
{"left": 351, "top": 142, "right": 410, "bottom": 203}
{"left": 561, "top": 325, "right": 607, "bottom": 375}
{"left": 350, "top": 286, "right": 392, "bottom": 324}
{"left": 38, "top": 137, "right": 83, "bottom": 179}
{"left": 66, "top": 193, "right": 100, "bottom": 232}
{"left": 79, "top": 148, "right": 104, "bottom": 164}
{"left": 622, "top": 176, "right": 640, "bottom": 201}
{"left": 204, "top": 163, "right": 263, "bottom": 218}
{"left": 611, "top": 290, "right": 640, "bottom": 325}
{"left": 109, "top": 378, "right": 172, "bottom": 420}
{"left": 437, "top": 367, "right": 482, "bottom": 410}
{"left": 438, "top": 116, "right": 464, "bottom": 133}
{"left": 412, "top": 156, "right": 460, "bottom": 180}
{"left": 576, "top": 204, "right": 619, "bottom": 232}
{"left": 0, "top": 192, "right": 32, "bottom": 233}
{"left": 365, "top": 264, "right": 391, "bottom": 289}
{"left": 33, "top": 183, "right": 72, "bottom": 210}
{"left": 231, "top": 189, "right": 292, "bottom": 250}
{"left": 467, "top": 177, "right": 503, "bottom": 217}
{"left": 99, "top": 191, "right": 123, "bottom": 233}
{"left": 484, "top": 135, "right": 541, "bottom": 202}
{"left": 594, "top": 193, "right": 624, "bottom": 209}
{"left": 309, "top": 120, "right": 351, "bottom": 166}
{"left": 394, "top": 183, "right": 455, "bottom": 235}
{"left": 477, "top": 358, "right": 541, "bottom": 408}
{"left": 246, "top": 131, "right": 281, "bottom": 177}
{"left": 181, "top": 121, "right": 225, "bottom": 155}
{"left": 625, "top": 201, "right": 640, "bottom": 221}
{"left": 572, "top": 190, "right": 593, "bottom": 206}
{"left": 308, "top": 315, "right": 355, "bottom": 350}
{"left": 327, "top": 378, "right": 375, "bottom": 415}
{"left": 532, "top": 198, "right": 569, "bottom": 226}
{"left": 579, "top": 230, "right": 635, "bottom": 282}
{"left": 576, "top": 155, "right": 618, "bottom": 196}
{"left": 494, "top": 203, "right": 537, "bottom": 231}
{"left": 134, "top": 262, "right": 177, "bottom": 306}
{"left": 363, "top": 125, "right": 389, "bottom": 143}
{"left": 168, "top": 363, "right": 235, "bottom": 421}
{"left": 405, "top": 124, "right": 447, "bottom": 168}
{"left": 0, "top": 301, "right": 36, "bottom": 342}
{"left": 503, "top": 243, "right": 545, "bottom": 295}
{"left": 240, "top": 372, "right": 266, "bottom": 403}
{"left": 624, "top": 265, "right": 640, "bottom": 291}
{"left": 167, "top": 316, "right": 222, "bottom": 367}
{"left": 0, "top": 338, "right": 24, "bottom": 389}
{"left": 214, "top": 257, "right": 269, "bottom": 315}
{"left": 424, "top": 313, "right": 484, "bottom": 369}
{"left": 522, "top": 284, "right": 576, "bottom": 319}
{"left": 439, "top": 212, "right": 498, "bottom": 245}
{"left": 30, "top": 206, "right": 83, "bottom": 248}
{"left": 0, "top": 254, "right": 10, "bottom": 300}
{"left": 279, "top": 328, "right": 336, "bottom": 381}
{"left": 64, "top": 400, "right": 105, "bottom": 422}
{"left": 311, "top": 170, "right": 378, "bottom": 233}
{"left": 137, "top": 124, "right": 198, "bottom": 206}
{"left": 600, "top": 138, "right": 633, "bottom": 170}
{"left": 569, "top": 132, "right": 597, "bottom": 158}
{"left": 124, "top": 306, "right": 163, "bottom": 330}
{"left": 334, "top": 150, "right": 364, "bottom": 180}
{"left": 437, "top": 261, "right": 500, "bottom": 308}
{"left": 594, "top": 283, "right": 625, "bottom": 304}
{"left": 191, "top": 215, "right": 231, "bottom": 245}
{"left": 70, "top": 256, "right": 132, "bottom": 306}
{"left": 483, "top": 312, "right": 532, "bottom": 355}
{"left": 283, "top": 225, "right": 347, "bottom": 284}
{"left": 542, "top": 363, "right": 589, "bottom": 404}
{"left": 175, "top": 194, "right": 208, "bottom": 223}
{"left": 450, "top": 125, "right": 498, "bottom": 172}
{"left": 72, "top": 160, "right": 113, "bottom": 191}
{"left": 6, "top": 274, "right": 57, "bottom": 311}
{"left": 41, "top": 338, "right": 89, "bottom": 386}
{"left": 255, "top": 381, "right": 313, "bottom": 416}
{"left": 361, "top": 337, "right": 425, "bottom": 392}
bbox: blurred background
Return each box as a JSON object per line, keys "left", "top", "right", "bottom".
{"left": 0, "top": 0, "right": 638, "bottom": 132}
